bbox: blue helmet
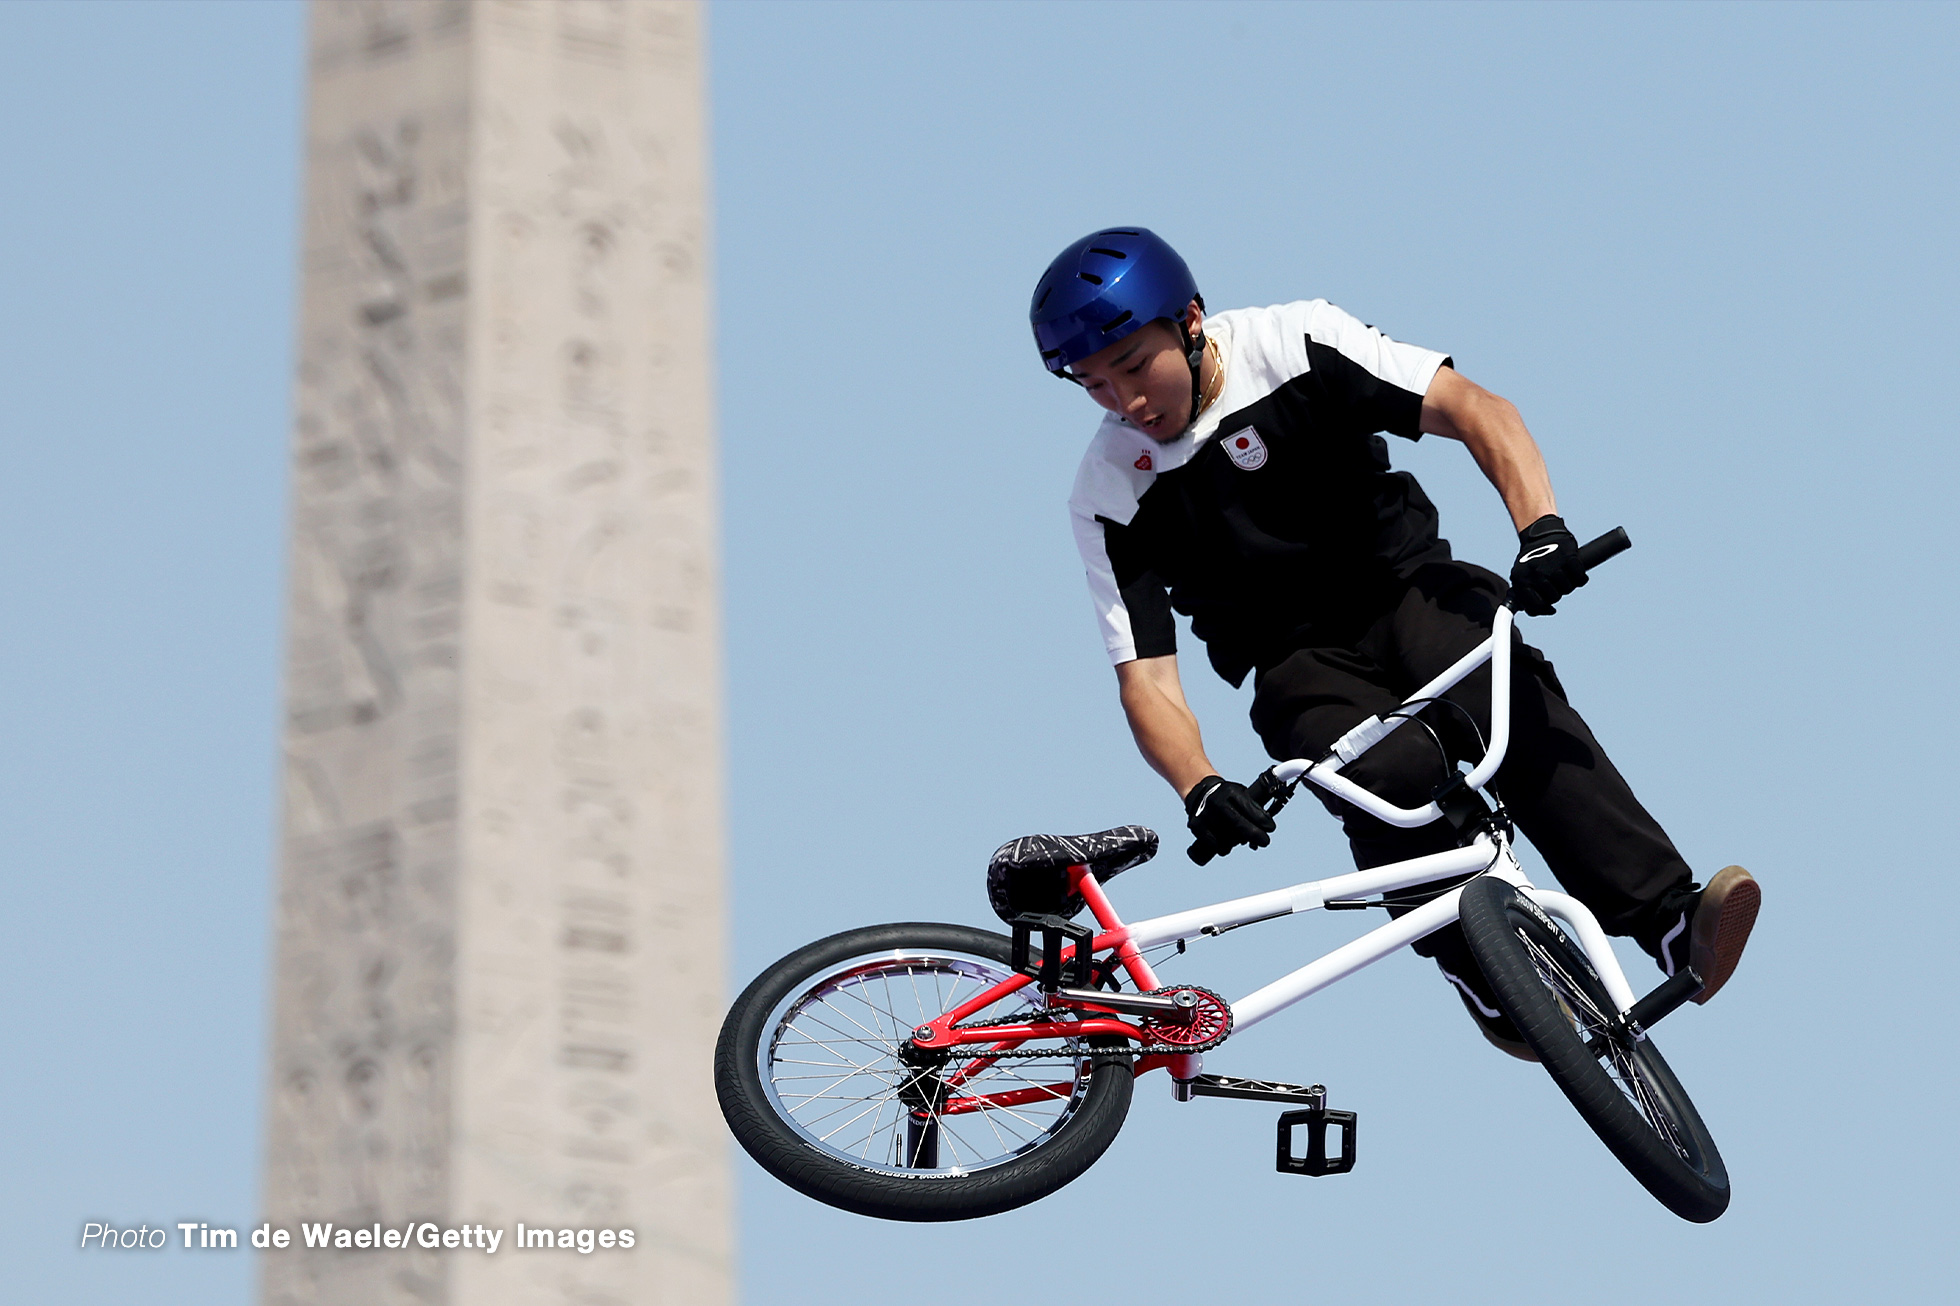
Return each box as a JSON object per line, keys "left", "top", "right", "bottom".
{"left": 1030, "top": 228, "right": 1202, "bottom": 379}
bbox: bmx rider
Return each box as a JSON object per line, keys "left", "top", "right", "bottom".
{"left": 1033, "top": 227, "right": 1761, "bottom": 1059}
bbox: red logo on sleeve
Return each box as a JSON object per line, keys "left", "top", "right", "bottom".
{"left": 1134, "top": 452, "right": 1153, "bottom": 471}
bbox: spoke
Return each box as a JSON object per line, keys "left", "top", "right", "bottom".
{"left": 776, "top": 1028, "right": 897, "bottom": 1046}
{"left": 769, "top": 1053, "right": 887, "bottom": 1070}
{"left": 773, "top": 1062, "right": 886, "bottom": 1094}
{"left": 827, "top": 984, "right": 903, "bottom": 1042}
{"left": 792, "top": 1079, "right": 904, "bottom": 1128}
{"left": 1607, "top": 1046, "right": 1686, "bottom": 1158}
{"left": 788, "top": 1007, "right": 897, "bottom": 1055}
{"left": 809, "top": 993, "right": 893, "bottom": 1045}
{"left": 771, "top": 1045, "right": 888, "bottom": 1076}
{"left": 937, "top": 1115, "right": 969, "bottom": 1171}
{"left": 776, "top": 1033, "right": 900, "bottom": 1051}
{"left": 1607, "top": 1051, "right": 1654, "bottom": 1113}
{"left": 942, "top": 1113, "right": 1015, "bottom": 1164}
{"left": 978, "top": 1060, "right": 1082, "bottom": 1100}
{"left": 857, "top": 1096, "right": 900, "bottom": 1162}
{"left": 972, "top": 1094, "right": 1014, "bottom": 1155}
{"left": 1523, "top": 934, "right": 1612, "bottom": 1030}
{"left": 958, "top": 1097, "right": 1046, "bottom": 1141}
{"left": 959, "top": 1095, "right": 1056, "bottom": 1133}
{"left": 790, "top": 1078, "right": 901, "bottom": 1121}
{"left": 950, "top": 1108, "right": 1037, "bottom": 1157}
{"left": 815, "top": 1095, "right": 904, "bottom": 1144}
{"left": 878, "top": 969, "right": 906, "bottom": 1038}
{"left": 839, "top": 1094, "right": 894, "bottom": 1163}
{"left": 937, "top": 968, "right": 966, "bottom": 1017}
{"left": 841, "top": 974, "right": 918, "bottom": 1035}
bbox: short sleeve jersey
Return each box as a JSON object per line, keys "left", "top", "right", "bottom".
{"left": 1068, "top": 300, "right": 1454, "bottom": 688}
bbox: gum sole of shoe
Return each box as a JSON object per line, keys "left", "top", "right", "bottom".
{"left": 1690, "top": 865, "right": 1760, "bottom": 1005}
{"left": 1480, "top": 1023, "right": 1539, "bottom": 1063}
{"left": 1450, "top": 986, "right": 1539, "bottom": 1062}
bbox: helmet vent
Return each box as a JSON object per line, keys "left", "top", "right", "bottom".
{"left": 1103, "top": 229, "right": 1142, "bottom": 236}
{"left": 1088, "top": 247, "right": 1129, "bottom": 259}
{"left": 1076, "top": 271, "right": 1103, "bottom": 285}
{"left": 1034, "top": 285, "right": 1052, "bottom": 310}
{"left": 1098, "top": 309, "right": 1133, "bottom": 333}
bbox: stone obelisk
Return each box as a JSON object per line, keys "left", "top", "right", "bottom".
{"left": 261, "top": 3, "right": 728, "bottom": 1303}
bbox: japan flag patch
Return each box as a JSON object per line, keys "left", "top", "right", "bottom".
{"left": 1224, "top": 426, "right": 1268, "bottom": 471}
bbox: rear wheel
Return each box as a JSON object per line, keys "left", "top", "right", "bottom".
{"left": 1459, "top": 877, "right": 1730, "bottom": 1222}
{"left": 714, "top": 922, "right": 1133, "bottom": 1221}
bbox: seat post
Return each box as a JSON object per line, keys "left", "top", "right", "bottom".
{"left": 1069, "top": 865, "right": 1161, "bottom": 992}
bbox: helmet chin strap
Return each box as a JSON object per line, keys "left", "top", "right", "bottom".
{"left": 1174, "top": 295, "right": 1210, "bottom": 432}
{"left": 1176, "top": 319, "right": 1206, "bottom": 433}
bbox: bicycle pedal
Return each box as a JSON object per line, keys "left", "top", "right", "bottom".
{"left": 1276, "top": 1103, "right": 1357, "bottom": 1177}
{"left": 1008, "top": 913, "right": 1094, "bottom": 990}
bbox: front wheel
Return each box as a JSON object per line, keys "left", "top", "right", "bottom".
{"left": 714, "top": 922, "right": 1134, "bottom": 1221}
{"left": 1459, "top": 877, "right": 1731, "bottom": 1222}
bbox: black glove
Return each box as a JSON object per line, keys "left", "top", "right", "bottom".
{"left": 1508, "top": 514, "right": 1590, "bottom": 616}
{"left": 1184, "top": 775, "right": 1277, "bottom": 862}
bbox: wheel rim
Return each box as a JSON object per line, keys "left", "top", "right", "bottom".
{"left": 1514, "top": 923, "right": 1702, "bottom": 1168}
{"left": 759, "top": 948, "right": 1096, "bottom": 1179}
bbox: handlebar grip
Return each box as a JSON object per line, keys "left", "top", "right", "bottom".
{"left": 1575, "top": 527, "right": 1631, "bottom": 574}
{"left": 1187, "top": 839, "right": 1217, "bottom": 866}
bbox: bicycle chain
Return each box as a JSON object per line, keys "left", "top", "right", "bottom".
{"left": 939, "top": 984, "right": 1233, "bottom": 1058}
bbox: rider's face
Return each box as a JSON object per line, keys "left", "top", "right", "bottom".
{"left": 1067, "top": 305, "right": 1200, "bottom": 441}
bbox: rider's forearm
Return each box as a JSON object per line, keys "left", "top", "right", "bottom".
{"left": 1420, "top": 368, "right": 1557, "bottom": 531}
{"left": 1116, "top": 658, "right": 1218, "bottom": 799}
{"left": 1464, "top": 415, "right": 1558, "bottom": 531}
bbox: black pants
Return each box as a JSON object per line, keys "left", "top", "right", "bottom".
{"left": 1248, "top": 562, "right": 1695, "bottom": 971}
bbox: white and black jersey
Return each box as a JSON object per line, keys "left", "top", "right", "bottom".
{"left": 1069, "top": 299, "right": 1455, "bottom": 687}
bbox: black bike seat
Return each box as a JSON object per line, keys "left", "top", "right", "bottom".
{"left": 986, "top": 826, "right": 1159, "bottom": 925}
{"left": 988, "top": 826, "right": 1159, "bottom": 882}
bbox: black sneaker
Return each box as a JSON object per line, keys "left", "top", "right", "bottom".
{"left": 1655, "top": 865, "right": 1761, "bottom": 1005}
{"left": 1437, "top": 961, "right": 1537, "bottom": 1062}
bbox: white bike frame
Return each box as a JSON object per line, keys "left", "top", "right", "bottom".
{"left": 1101, "top": 605, "right": 1639, "bottom": 1074}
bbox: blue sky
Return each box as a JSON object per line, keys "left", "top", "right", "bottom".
{"left": 3, "top": 2, "right": 1956, "bottom": 1302}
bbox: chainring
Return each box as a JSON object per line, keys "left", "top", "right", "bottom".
{"left": 1140, "top": 984, "right": 1233, "bottom": 1053}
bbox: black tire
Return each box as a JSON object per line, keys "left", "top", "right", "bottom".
{"left": 714, "top": 922, "right": 1134, "bottom": 1222}
{"left": 1459, "top": 877, "right": 1731, "bottom": 1222}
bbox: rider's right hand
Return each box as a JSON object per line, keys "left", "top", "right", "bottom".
{"left": 1508, "top": 514, "right": 1590, "bottom": 615}
{"left": 1184, "top": 775, "right": 1277, "bottom": 862}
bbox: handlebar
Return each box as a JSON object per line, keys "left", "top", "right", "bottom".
{"left": 1574, "top": 526, "right": 1632, "bottom": 575}
{"left": 1187, "top": 527, "right": 1632, "bottom": 865}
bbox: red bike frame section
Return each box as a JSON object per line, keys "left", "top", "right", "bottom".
{"left": 909, "top": 865, "right": 1200, "bottom": 1116}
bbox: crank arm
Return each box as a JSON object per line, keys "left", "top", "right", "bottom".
{"left": 1048, "top": 986, "right": 1198, "bottom": 1024}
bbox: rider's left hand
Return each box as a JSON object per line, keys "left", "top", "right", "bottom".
{"left": 1508, "top": 514, "right": 1589, "bottom": 615}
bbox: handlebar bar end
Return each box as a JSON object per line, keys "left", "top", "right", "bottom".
{"left": 1575, "top": 527, "right": 1631, "bottom": 573}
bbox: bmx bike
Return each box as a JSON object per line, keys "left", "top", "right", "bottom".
{"left": 715, "top": 528, "right": 1732, "bottom": 1224}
